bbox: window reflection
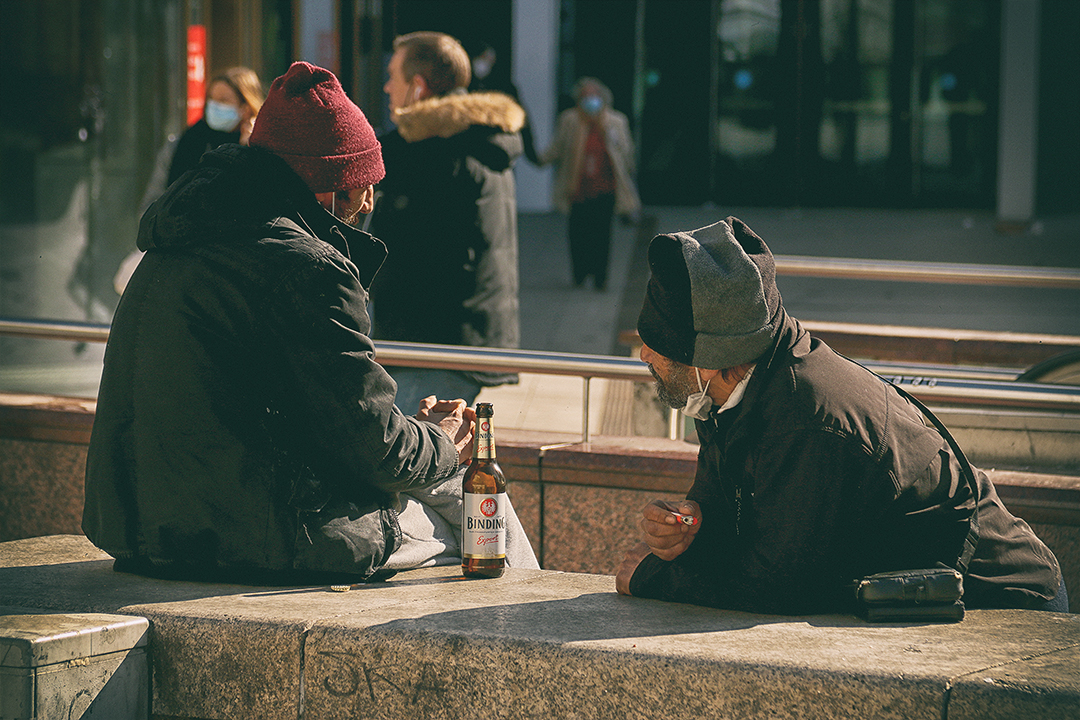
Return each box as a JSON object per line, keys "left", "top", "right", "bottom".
{"left": 714, "top": 0, "right": 998, "bottom": 206}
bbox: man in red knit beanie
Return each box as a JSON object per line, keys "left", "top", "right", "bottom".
{"left": 84, "top": 62, "right": 537, "bottom": 585}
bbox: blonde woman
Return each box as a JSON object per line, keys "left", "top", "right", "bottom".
{"left": 119, "top": 67, "right": 265, "bottom": 294}
{"left": 167, "top": 66, "right": 265, "bottom": 185}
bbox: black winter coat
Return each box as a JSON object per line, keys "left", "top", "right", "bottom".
{"left": 83, "top": 144, "right": 461, "bottom": 582}
{"left": 167, "top": 118, "right": 241, "bottom": 186}
{"left": 630, "top": 311, "right": 1062, "bottom": 614}
{"left": 369, "top": 91, "right": 524, "bottom": 386}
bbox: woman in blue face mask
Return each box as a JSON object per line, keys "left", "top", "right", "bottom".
{"left": 117, "top": 67, "right": 266, "bottom": 295}
{"left": 539, "top": 77, "right": 641, "bottom": 291}
{"left": 166, "top": 66, "right": 265, "bottom": 187}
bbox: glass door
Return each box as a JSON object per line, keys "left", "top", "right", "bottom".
{"left": 712, "top": 0, "right": 1000, "bottom": 207}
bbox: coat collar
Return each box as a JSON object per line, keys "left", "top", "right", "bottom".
{"left": 291, "top": 195, "right": 387, "bottom": 290}
{"left": 697, "top": 308, "right": 802, "bottom": 446}
{"left": 392, "top": 90, "right": 525, "bottom": 143}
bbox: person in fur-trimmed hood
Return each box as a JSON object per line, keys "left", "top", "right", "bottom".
{"left": 369, "top": 31, "right": 524, "bottom": 414}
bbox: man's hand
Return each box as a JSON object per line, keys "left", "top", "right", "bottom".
{"left": 615, "top": 541, "right": 652, "bottom": 595}
{"left": 415, "top": 396, "right": 476, "bottom": 464}
{"left": 640, "top": 499, "right": 701, "bottom": 561}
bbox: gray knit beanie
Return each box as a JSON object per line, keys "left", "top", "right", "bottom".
{"left": 637, "top": 217, "right": 782, "bottom": 369}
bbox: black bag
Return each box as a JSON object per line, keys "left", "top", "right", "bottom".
{"left": 851, "top": 379, "right": 980, "bottom": 623}
{"left": 855, "top": 567, "right": 966, "bottom": 622}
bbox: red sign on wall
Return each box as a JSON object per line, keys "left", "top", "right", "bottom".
{"left": 187, "top": 24, "right": 207, "bottom": 126}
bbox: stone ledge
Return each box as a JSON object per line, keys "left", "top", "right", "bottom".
{"left": 0, "top": 393, "right": 96, "bottom": 444}
{"left": 1, "top": 536, "right": 1077, "bottom": 720}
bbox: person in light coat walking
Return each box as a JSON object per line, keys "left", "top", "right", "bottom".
{"left": 540, "top": 77, "right": 641, "bottom": 291}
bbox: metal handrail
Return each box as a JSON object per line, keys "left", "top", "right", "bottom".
{"left": 774, "top": 255, "right": 1080, "bottom": 289}
{"left": 0, "top": 317, "right": 111, "bottom": 343}
{"left": 0, "top": 317, "right": 650, "bottom": 442}
{"left": 3, "top": 317, "right": 1079, "bottom": 443}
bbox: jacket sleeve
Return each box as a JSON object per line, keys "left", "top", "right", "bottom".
{"left": 607, "top": 112, "right": 636, "bottom": 176}
{"left": 630, "top": 428, "right": 891, "bottom": 614}
{"left": 538, "top": 110, "right": 574, "bottom": 166}
{"left": 267, "top": 246, "right": 460, "bottom": 493}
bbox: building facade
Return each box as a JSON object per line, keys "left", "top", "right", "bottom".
{"left": 0, "top": 0, "right": 1076, "bottom": 394}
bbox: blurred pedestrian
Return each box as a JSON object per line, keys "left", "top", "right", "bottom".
{"left": 467, "top": 40, "right": 539, "bottom": 164}
{"left": 369, "top": 31, "right": 524, "bottom": 413}
{"left": 540, "top": 77, "right": 640, "bottom": 291}
{"left": 116, "top": 67, "right": 266, "bottom": 294}
{"left": 167, "top": 66, "right": 265, "bottom": 186}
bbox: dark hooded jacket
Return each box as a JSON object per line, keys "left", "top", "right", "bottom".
{"left": 82, "top": 144, "right": 461, "bottom": 583}
{"left": 368, "top": 91, "right": 523, "bottom": 386}
{"left": 630, "top": 311, "right": 1062, "bottom": 614}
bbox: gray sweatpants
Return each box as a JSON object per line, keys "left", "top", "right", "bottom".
{"left": 383, "top": 467, "right": 539, "bottom": 571}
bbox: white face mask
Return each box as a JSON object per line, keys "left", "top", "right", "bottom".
{"left": 205, "top": 100, "right": 241, "bottom": 132}
{"left": 681, "top": 367, "right": 714, "bottom": 420}
{"left": 472, "top": 58, "right": 492, "bottom": 80}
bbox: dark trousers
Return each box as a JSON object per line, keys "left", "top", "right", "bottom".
{"left": 568, "top": 194, "right": 615, "bottom": 289}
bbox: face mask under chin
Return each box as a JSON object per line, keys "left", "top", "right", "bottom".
{"left": 326, "top": 192, "right": 363, "bottom": 227}
{"left": 681, "top": 368, "right": 714, "bottom": 420}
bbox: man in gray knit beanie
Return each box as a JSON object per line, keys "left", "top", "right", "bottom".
{"left": 616, "top": 216, "right": 1065, "bottom": 617}
{"left": 635, "top": 217, "right": 780, "bottom": 422}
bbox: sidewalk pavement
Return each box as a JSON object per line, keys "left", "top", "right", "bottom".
{"left": 3, "top": 205, "right": 1077, "bottom": 429}
{"left": 478, "top": 207, "right": 1080, "bottom": 434}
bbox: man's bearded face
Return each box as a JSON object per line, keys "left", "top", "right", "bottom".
{"left": 647, "top": 358, "right": 698, "bottom": 410}
{"left": 332, "top": 188, "right": 366, "bottom": 226}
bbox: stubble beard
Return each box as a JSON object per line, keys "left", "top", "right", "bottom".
{"left": 337, "top": 198, "right": 364, "bottom": 227}
{"left": 648, "top": 363, "right": 692, "bottom": 409}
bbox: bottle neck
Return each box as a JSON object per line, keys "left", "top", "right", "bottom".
{"left": 473, "top": 416, "right": 496, "bottom": 460}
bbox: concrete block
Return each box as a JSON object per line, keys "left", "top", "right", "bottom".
{"left": 2, "top": 536, "right": 1078, "bottom": 720}
{"left": 0, "top": 612, "right": 148, "bottom": 720}
{"left": 298, "top": 577, "right": 1079, "bottom": 720}
{"left": 949, "top": 639, "right": 1080, "bottom": 720}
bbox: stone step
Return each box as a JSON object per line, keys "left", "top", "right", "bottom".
{"left": 1, "top": 535, "right": 1077, "bottom": 720}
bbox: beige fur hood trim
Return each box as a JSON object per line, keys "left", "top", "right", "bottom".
{"left": 393, "top": 91, "right": 525, "bottom": 143}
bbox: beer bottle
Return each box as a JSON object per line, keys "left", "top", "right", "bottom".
{"left": 462, "top": 402, "right": 506, "bottom": 578}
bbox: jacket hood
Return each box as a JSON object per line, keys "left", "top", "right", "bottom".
{"left": 137, "top": 144, "right": 386, "bottom": 287}
{"left": 393, "top": 91, "right": 525, "bottom": 143}
{"left": 139, "top": 144, "right": 323, "bottom": 252}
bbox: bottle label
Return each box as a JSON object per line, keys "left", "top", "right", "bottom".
{"left": 474, "top": 418, "right": 496, "bottom": 459}
{"left": 462, "top": 491, "right": 507, "bottom": 559}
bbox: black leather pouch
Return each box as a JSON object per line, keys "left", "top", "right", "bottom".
{"left": 862, "top": 601, "right": 966, "bottom": 623}
{"left": 855, "top": 567, "right": 965, "bottom": 622}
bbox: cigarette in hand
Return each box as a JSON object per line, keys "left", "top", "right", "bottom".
{"left": 673, "top": 512, "right": 699, "bottom": 526}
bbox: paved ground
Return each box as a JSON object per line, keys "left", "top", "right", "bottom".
{"left": 478, "top": 206, "right": 1080, "bottom": 433}
{"left": 3, "top": 204, "right": 1078, "bottom": 433}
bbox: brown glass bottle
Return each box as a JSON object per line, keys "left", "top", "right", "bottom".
{"left": 462, "top": 403, "right": 507, "bottom": 578}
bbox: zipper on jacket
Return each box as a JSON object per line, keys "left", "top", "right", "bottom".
{"left": 735, "top": 486, "right": 742, "bottom": 536}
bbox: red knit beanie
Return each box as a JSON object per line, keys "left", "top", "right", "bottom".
{"left": 250, "top": 62, "right": 384, "bottom": 194}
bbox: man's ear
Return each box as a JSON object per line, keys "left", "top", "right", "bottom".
{"left": 358, "top": 185, "right": 376, "bottom": 215}
{"left": 411, "top": 74, "right": 431, "bottom": 102}
{"left": 698, "top": 368, "right": 722, "bottom": 384}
